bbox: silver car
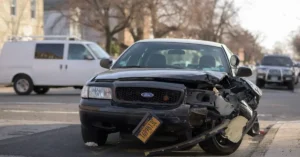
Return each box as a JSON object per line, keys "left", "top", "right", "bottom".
{"left": 256, "top": 55, "right": 297, "bottom": 91}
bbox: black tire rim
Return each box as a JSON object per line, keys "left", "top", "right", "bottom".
{"left": 213, "top": 134, "right": 238, "bottom": 148}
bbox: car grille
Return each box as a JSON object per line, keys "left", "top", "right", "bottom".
{"left": 268, "top": 69, "right": 281, "bottom": 75}
{"left": 115, "top": 87, "right": 182, "bottom": 104}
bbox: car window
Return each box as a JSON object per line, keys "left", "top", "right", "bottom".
{"left": 112, "top": 42, "right": 230, "bottom": 73}
{"left": 86, "top": 43, "right": 110, "bottom": 59}
{"left": 35, "top": 44, "right": 64, "bottom": 59}
{"left": 68, "top": 44, "right": 94, "bottom": 60}
{"left": 261, "top": 56, "right": 293, "bottom": 67}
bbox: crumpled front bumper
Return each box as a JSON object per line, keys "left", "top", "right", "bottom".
{"left": 79, "top": 99, "right": 191, "bottom": 132}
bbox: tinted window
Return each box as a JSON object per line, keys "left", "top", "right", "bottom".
{"left": 261, "top": 56, "right": 293, "bottom": 67}
{"left": 35, "top": 44, "right": 64, "bottom": 59}
{"left": 68, "top": 44, "right": 93, "bottom": 60}
{"left": 112, "top": 42, "right": 230, "bottom": 73}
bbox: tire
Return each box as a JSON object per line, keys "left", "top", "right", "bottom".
{"left": 247, "top": 119, "right": 260, "bottom": 137}
{"left": 33, "top": 87, "right": 50, "bottom": 95}
{"left": 295, "top": 75, "right": 299, "bottom": 85}
{"left": 256, "top": 79, "right": 265, "bottom": 88}
{"left": 81, "top": 126, "right": 108, "bottom": 146}
{"left": 287, "top": 81, "right": 294, "bottom": 91}
{"left": 13, "top": 75, "right": 34, "bottom": 95}
{"left": 199, "top": 134, "right": 242, "bottom": 155}
{"left": 176, "top": 134, "right": 197, "bottom": 150}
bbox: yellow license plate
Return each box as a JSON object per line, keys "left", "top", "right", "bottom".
{"left": 133, "top": 113, "right": 162, "bottom": 144}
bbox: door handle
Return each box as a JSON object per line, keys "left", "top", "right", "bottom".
{"left": 60, "top": 64, "right": 63, "bottom": 69}
{"left": 65, "top": 65, "right": 68, "bottom": 69}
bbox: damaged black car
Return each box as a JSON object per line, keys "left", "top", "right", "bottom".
{"left": 79, "top": 39, "right": 262, "bottom": 156}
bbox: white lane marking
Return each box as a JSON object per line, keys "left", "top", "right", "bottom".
{"left": 0, "top": 120, "right": 70, "bottom": 141}
{"left": 2, "top": 109, "right": 78, "bottom": 114}
{"left": 0, "top": 155, "right": 28, "bottom": 157}
{"left": 258, "top": 114, "right": 272, "bottom": 117}
{"left": 0, "top": 102, "right": 76, "bottom": 105}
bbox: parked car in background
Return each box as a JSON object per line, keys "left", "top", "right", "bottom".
{"left": 0, "top": 36, "right": 111, "bottom": 95}
{"left": 256, "top": 55, "right": 297, "bottom": 90}
{"left": 294, "top": 61, "right": 300, "bottom": 82}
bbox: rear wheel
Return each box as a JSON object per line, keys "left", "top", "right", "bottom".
{"left": 199, "top": 134, "right": 242, "bottom": 155}
{"left": 13, "top": 75, "right": 33, "bottom": 95}
{"left": 33, "top": 87, "right": 49, "bottom": 95}
{"left": 81, "top": 126, "right": 108, "bottom": 146}
{"left": 256, "top": 79, "right": 265, "bottom": 88}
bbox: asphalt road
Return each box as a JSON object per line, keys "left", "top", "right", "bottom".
{"left": 0, "top": 75, "right": 299, "bottom": 157}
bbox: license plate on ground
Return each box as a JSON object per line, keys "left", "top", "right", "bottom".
{"left": 132, "top": 113, "right": 162, "bottom": 144}
{"left": 271, "top": 76, "right": 278, "bottom": 81}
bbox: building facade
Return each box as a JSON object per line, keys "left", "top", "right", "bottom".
{"left": 0, "top": 0, "right": 44, "bottom": 49}
{"left": 43, "top": 0, "right": 151, "bottom": 53}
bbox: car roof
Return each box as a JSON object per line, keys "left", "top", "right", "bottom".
{"left": 263, "top": 54, "right": 291, "bottom": 58}
{"left": 137, "top": 38, "right": 223, "bottom": 47}
{"left": 6, "top": 40, "right": 95, "bottom": 44}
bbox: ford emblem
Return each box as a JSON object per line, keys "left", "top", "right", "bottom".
{"left": 141, "top": 92, "right": 154, "bottom": 98}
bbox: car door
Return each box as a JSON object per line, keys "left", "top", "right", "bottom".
{"left": 64, "top": 43, "right": 100, "bottom": 86}
{"left": 32, "top": 43, "right": 68, "bottom": 86}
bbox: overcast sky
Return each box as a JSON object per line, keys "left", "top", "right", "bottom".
{"left": 235, "top": 0, "right": 300, "bottom": 50}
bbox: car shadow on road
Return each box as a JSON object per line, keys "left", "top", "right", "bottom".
{"left": 0, "top": 123, "right": 253, "bottom": 157}
{"left": 0, "top": 93, "right": 80, "bottom": 96}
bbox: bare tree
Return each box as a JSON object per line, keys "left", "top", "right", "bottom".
{"left": 273, "top": 41, "right": 287, "bottom": 54}
{"left": 0, "top": 0, "right": 29, "bottom": 37}
{"left": 60, "top": 0, "right": 143, "bottom": 54}
{"left": 292, "top": 30, "right": 300, "bottom": 56}
{"left": 128, "top": 0, "right": 189, "bottom": 42}
{"left": 176, "top": 0, "right": 239, "bottom": 43}
{"left": 224, "top": 27, "right": 265, "bottom": 63}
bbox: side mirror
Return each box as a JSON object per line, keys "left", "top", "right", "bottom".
{"left": 100, "top": 58, "right": 113, "bottom": 69}
{"left": 236, "top": 66, "right": 252, "bottom": 77}
{"left": 84, "top": 54, "right": 94, "bottom": 60}
{"left": 230, "top": 55, "right": 240, "bottom": 67}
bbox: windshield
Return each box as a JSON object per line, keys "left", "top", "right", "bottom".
{"left": 261, "top": 56, "right": 293, "bottom": 67}
{"left": 112, "top": 42, "right": 230, "bottom": 73}
{"left": 86, "top": 43, "right": 110, "bottom": 59}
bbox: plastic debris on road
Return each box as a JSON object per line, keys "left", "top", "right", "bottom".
{"left": 85, "top": 142, "right": 98, "bottom": 147}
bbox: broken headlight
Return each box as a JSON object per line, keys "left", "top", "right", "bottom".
{"left": 81, "top": 86, "right": 112, "bottom": 99}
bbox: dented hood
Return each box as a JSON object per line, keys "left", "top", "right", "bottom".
{"left": 94, "top": 69, "right": 228, "bottom": 84}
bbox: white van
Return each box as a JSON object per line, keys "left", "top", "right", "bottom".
{"left": 0, "top": 36, "right": 111, "bottom": 95}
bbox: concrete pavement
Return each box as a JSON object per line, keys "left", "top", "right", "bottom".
{"left": 251, "top": 121, "right": 300, "bottom": 157}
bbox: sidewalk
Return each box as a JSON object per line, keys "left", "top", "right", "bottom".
{"left": 252, "top": 121, "right": 300, "bottom": 157}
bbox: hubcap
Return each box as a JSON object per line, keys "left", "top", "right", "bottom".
{"left": 16, "top": 79, "right": 30, "bottom": 92}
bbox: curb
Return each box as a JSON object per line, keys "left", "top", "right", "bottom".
{"left": 250, "top": 123, "right": 282, "bottom": 157}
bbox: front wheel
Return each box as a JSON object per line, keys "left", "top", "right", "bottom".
{"left": 199, "top": 134, "right": 242, "bottom": 155}
{"left": 81, "top": 126, "right": 108, "bottom": 146}
{"left": 256, "top": 79, "right": 265, "bottom": 88}
{"left": 295, "top": 75, "right": 299, "bottom": 84}
{"left": 287, "top": 81, "right": 294, "bottom": 91}
{"left": 13, "top": 75, "right": 34, "bottom": 95}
